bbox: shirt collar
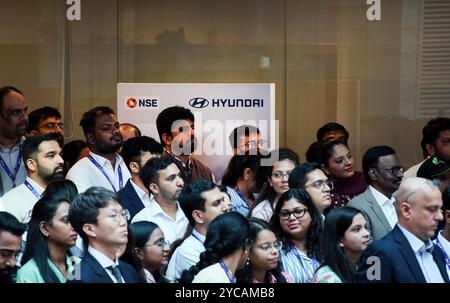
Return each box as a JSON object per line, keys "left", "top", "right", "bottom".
{"left": 143, "top": 268, "right": 156, "bottom": 283}
{"left": 26, "top": 177, "right": 46, "bottom": 194}
{"left": 192, "top": 228, "right": 206, "bottom": 243}
{"left": 369, "top": 185, "right": 393, "bottom": 207}
{"left": 437, "top": 230, "right": 450, "bottom": 252}
{"left": 397, "top": 224, "right": 434, "bottom": 254}
{"left": 88, "top": 246, "right": 119, "bottom": 269}
{"left": 163, "top": 148, "right": 191, "bottom": 168}
{"left": 130, "top": 179, "right": 151, "bottom": 202}
{"left": 0, "top": 136, "right": 25, "bottom": 152}
{"left": 89, "top": 151, "right": 123, "bottom": 168}
{"left": 146, "top": 199, "right": 186, "bottom": 222}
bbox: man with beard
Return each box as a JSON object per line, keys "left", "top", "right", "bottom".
{"left": 156, "top": 106, "right": 214, "bottom": 184}
{"left": 132, "top": 158, "right": 188, "bottom": 244}
{"left": 348, "top": 146, "right": 404, "bottom": 240}
{"left": 0, "top": 212, "right": 26, "bottom": 283}
{"left": 67, "top": 107, "right": 131, "bottom": 193}
{"left": 0, "top": 133, "right": 64, "bottom": 223}
{"left": 26, "top": 106, "right": 65, "bottom": 146}
{"left": 0, "top": 86, "right": 28, "bottom": 197}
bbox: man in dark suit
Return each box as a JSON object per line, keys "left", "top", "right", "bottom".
{"left": 119, "top": 136, "right": 163, "bottom": 221}
{"left": 68, "top": 187, "right": 139, "bottom": 283}
{"left": 357, "top": 177, "right": 449, "bottom": 283}
{"left": 348, "top": 146, "right": 404, "bottom": 240}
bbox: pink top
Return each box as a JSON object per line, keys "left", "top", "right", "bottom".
{"left": 251, "top": 271, "right": 293, "bottom": 283}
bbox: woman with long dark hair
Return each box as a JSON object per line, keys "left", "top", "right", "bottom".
{"left": 313, "top": 207, "right": 371, "bottom": 283}
{"left": 17, "top": 196, "right": 78, "bottom": 283}
{"left": 251, "top": 149, "right": 299, "bottom": 222}
{"left": 122, "top": 221, "right": 170, "bottom": 283}
{"left": 236, "top": 218, "right": 292, "bottom": 283}
{"left": 270, "top": 188, "right": 322, "bottom": 283}
{"left": 179, "top": 212, "right": 250, "bottom": 283}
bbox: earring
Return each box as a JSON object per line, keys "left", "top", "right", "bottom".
{"left": 246, "top": 258, "right": 250, "bottom": 266}
{"left": 339, "top": 243, "right": 344, "bottom": 248}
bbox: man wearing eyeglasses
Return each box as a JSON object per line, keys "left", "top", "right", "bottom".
{"left": 68, "top": 187, "right": 139, "bottom": 283}
{"left": 348, "top": 146, "right": 404, "bottom": 241}
{"left": 0, "top": 211, "right": 26, "bottom": 282}
{"left": 0, "top": 86, "right": 28, "bottom": 197}
{"left": 27, "top": 106, "right": 64, "bottom": 146}
{"left": 229, "top": 125, "right": 265, "bottom": 155}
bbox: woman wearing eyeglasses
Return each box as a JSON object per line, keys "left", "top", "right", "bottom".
{"left": 236, "top": 218, "right": 292, "bottom": 283}
{"left": 121, "top": 221, "right": 170, "bottom": 283}
{"left": 17, "top": 196, "right": 79, "bottom": 283}
{"left": 270, "top": 188, "right": 322, "bottom": 283}
{"left": 313, "top": 207, "right": 371, "bottom": 283}
{"left": 251, "top": 149, "right": 299, "bottom": 222}
{"left": 317, "top": 139, "right": 367, "bottom": 211}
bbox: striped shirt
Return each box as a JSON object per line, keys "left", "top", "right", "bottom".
{"left": 226, "top": 186, "right": 251, "bottom": 217}
{"left": 281, "top": 246, "right": 319, "bottom": 283}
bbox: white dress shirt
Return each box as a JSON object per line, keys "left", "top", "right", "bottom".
{"left": 166, "top": 229, "right": 205, "bottom": 282}
{"left": 251, "top": 199, "right": 275, "bottom": 222}
{"left": 66, "top": 152, "right": 131, "bottom": 193}
{"left": 131, "top": 200, "right": 189, "bottom": 244}
{"left": 434, "top": 230, "right": 450, "bottom": 279}
{"left": 397, "top": 224, "right": 445, "bottom": 283}
{"left": 369, "top": 186, "right": 398, "bottom": 228}
{"left": 0, "top": 197, "right": 5, "bottom": 211}
{"left": 130, "top": 179, "right": 153, "bottom": 208}
{"left": 88, "top": 246, "right": 122, "bottom": 283}
{"left": 1, "top": 177, "right": 45, "bottom": 223}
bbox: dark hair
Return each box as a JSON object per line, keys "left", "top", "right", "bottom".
{"left": 228, "top": 125, "right": 261, "bottom": 149}
{"left": 305, "top": 141, "right": 321, "bottom": 163}
{"left": 362, "top": 146, "right": 396, "bottom": 183}
{"left": 422, "top": 118, "right": 450, "bottom": 150}
{"left": 253, "top": 149, "right": 300, "bottom": 210}
{"left": 179, "top": 212, "right": 250, "bottom": 283}
{"left": 119, "top": 123, "right": 142, "bottom": 138}
{"left": 0, "top": 86, "right": 23, "bottom": 116}
{"left": 316, "top": 139, "right": 349, "bottom": 168}
{"left": 156, "top": 106, "right": 194, "bottom": 146}
{"left": 68, "top": 187, "right": 118, "bottom": 246}
{"left": 22, "top": 196, "right": 73, "bottom": 283}
{"left": 288, "top": 162, "right": 322, "bottom": 189}
{"left": 179, "top": 180, "right": 217, "bottom": 227}
{"left": 270, "top": 188, "right": 322, "bottom": 259}
{"left": 27, "top": 106, "right": 62, "bottom": 133}
{"left": 121, "top": 136, "right": 163, "bottom": 169}
{"left": 62, "top": 140, "right": 88, "bottom": 173}
{"left": 139, "top": 157, "right": 173, "bottom": 190}
{"left": 318, "top": 206, "right": 364, "bottom": 282}
{"left": 122, "top": 221, "right": 169, "bottom": 283}
{"left": 221, "top": 154, "right": 266, "bottom": 190}
{"left": 236, "top": 218, "right": 287, "bottom": 283}
{"left": 79, "top": 106, "right": 115, "bottom": 135}
{"left": 42, "top": 179, "right": 78, "bottom": 202}
{"left": 22, "top": 133, "right": 61, "bottom": 169}
{"left": 0, "top": 212, "right": 26, "bottom": 236}
{"left": 316, "top": 122, "right": 349, "bottom": 142}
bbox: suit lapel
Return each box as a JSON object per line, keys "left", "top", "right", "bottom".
{"left": 84, "top": 252, "right": 114, "bottom": 283}
{"left": 365, "top": 190, "right": 392, "bottom": 233}
{"left": 432, "top": 245, "right": 450, "bottom": 283}
{"left": 126, "top": 181, "right": 146, "bottom": 213}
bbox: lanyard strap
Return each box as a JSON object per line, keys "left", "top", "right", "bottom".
{"left": 167, "top": 152, "right": 192, "bottom": 183}
{"left": 192, "top": 232, "right": 205, "bottom": 246}
{"left": 24, "top": 179, "right": 41, "bottom": 199}
{"left": 88, "top": 155, "right": 123, "bottom": 192}
{"left": 0, "top": 148, "right": 22, "bottom": 187}
{"left": 291, "top": 245, "right": 316, "bottom": 282}
{"left": 436, "top": 238, "right": 450, "bottom": 272}
{"left": 219, "top": 260, "right": 235, "bottom": 283}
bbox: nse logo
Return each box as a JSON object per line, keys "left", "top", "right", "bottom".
{"left": 126, "top": 97, "right": 159, "bottom": 109}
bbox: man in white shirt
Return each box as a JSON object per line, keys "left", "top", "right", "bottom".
{"left": 67, "top": 187, "right": 139, "bottom": 283}
{"left": 119, "top": 136, "right": 163, "bottom": 221}
{"left": 132, "top": 158, "right": 188, "bottom": 244}
{"left": 66, "top": 107, "right": 131, "bottom": 193}
{"left": 166, "top": 180, "right": 230, "bottom": 282}
{"left": 1, "top": 133, "right": 64, "bottom": 223}
{"left": 348, "top": 146, "right": 403, "bottom": 240}
{"left": 357, "top": 177, "right": 449, "bottom": 283}
{"left": 0, "top": 86, "right": 28, "bottom": 197}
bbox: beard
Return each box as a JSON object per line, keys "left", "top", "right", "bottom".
{"left": 96, "top": 136, "right": 122, "bottom": 154}
{"left": 0, "top": 266, "right": 18, "bottom": 283}
{"left": 38, "top": 164, "right": 65, "bottom": 183}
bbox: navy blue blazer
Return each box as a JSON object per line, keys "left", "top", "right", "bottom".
{"left": 356, "top": 225, "right": 450, "bottom": 283}
{"left": 118, "top": 179, "right": 146, "bottom": 222}
{"left": 67, "top": 252, "right": 140, "bottom": 283}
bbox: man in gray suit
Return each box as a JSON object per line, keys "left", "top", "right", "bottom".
{"left": 348, "top": 146, "right": 404, "bottom": 240}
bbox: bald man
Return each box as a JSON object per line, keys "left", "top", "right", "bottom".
{"left": 356, "top": 177, "right": 449, "bottom": 283}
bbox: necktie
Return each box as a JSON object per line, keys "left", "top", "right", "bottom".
{"left": 108, "top": 265, "right": 124, "bottom": 283}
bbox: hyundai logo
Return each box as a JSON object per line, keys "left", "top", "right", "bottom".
{"left": 189, "top": 97, "right": 209, "bottom": 108}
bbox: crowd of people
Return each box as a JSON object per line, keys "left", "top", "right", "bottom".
{"left": 0, "top": 85, "right": 449, "bottom": 283}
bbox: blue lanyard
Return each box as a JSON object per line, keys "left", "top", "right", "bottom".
{"left": 88, "top": 155, "right": 123, "bottom": 192}
{"left": 234, "top": 186, "right": 252, "bottom": 208}
{"left": 219, "top": 260, "right": 235, "bottom": 283}
{"left": 436, "top": 237, "right": 450, "bottom": 272}
{"left": 0, "top": 148, "right": 22, "bottom": 187}
{"left": 192, "top": 232, "right": 205, "bottom": 247}
{"left": 291, "top": 245, "right": 317, "bottom": 282}
{"left": 24, "top": 179, "right": 41, "bottom": 199}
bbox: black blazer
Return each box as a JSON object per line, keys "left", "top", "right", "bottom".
{"left": 67, "top": 252, "right": 140, "bottom": 283}
{"left": 118, "top": 180, "right": 146, "bottom": 222}
{"left": 356, "top": 225, "right": 450, "bottom": 283}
